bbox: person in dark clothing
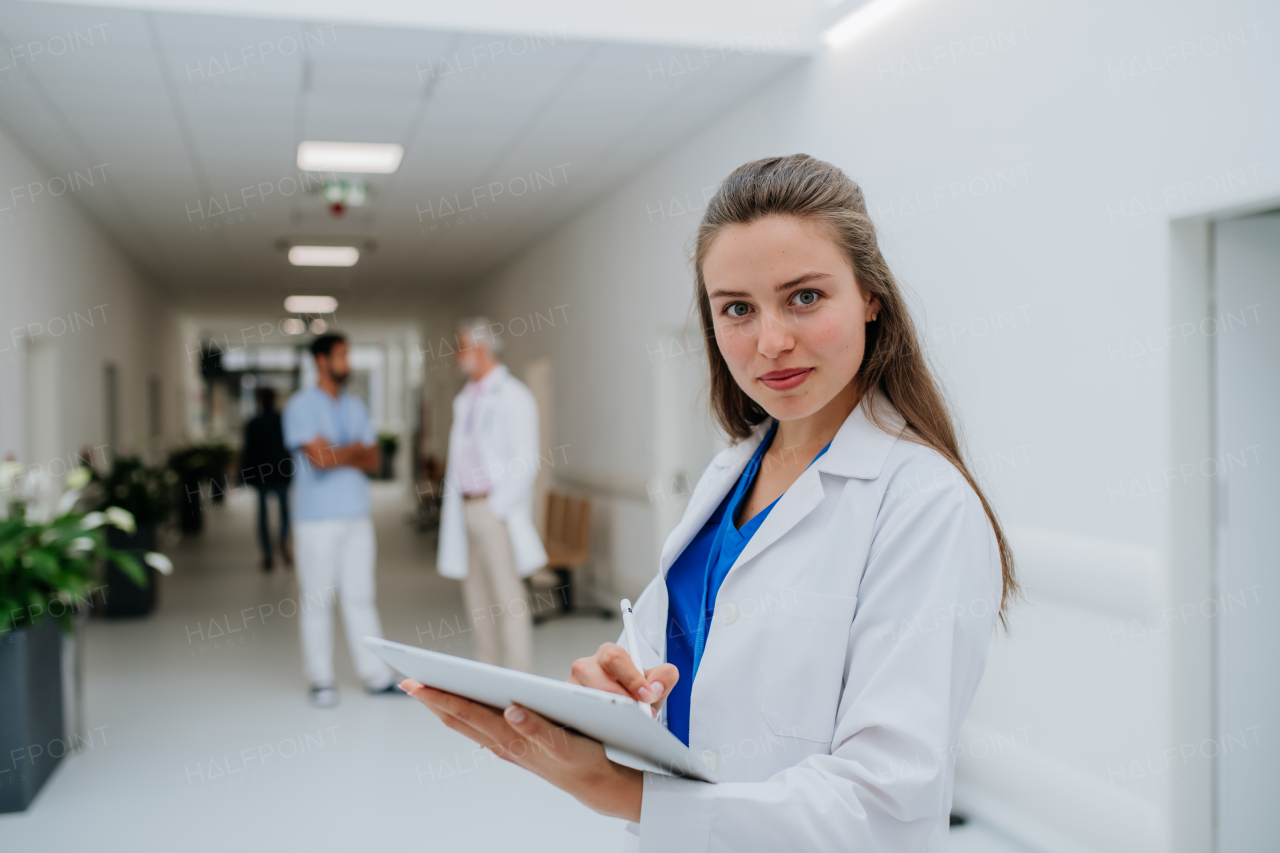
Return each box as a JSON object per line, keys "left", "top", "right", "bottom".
{"left": 241, "top": 387, "right": 293, "bottom": 571}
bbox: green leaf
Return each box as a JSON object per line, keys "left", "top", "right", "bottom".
{"left": 105, "top": 549, "right": 147, "bottom": 588}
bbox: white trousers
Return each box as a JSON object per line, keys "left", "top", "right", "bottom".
{"left": 294, "top": 517, "right": 394, "bottom": 689}
{"left": 461, "top": 499, "right": 533, "bottom": 672}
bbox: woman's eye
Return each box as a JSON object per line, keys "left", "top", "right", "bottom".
{"left": 725, "top": 302, "right": 751, "bottom": 318}
{"left": 791, "top": 290, "right": 818, "bottom": 307}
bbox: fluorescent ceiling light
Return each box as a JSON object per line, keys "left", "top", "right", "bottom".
{"left": 297, "top": 141, "right": 403, "bottom": 174}
{"left": 821, "top": 0, "right": 909, "bottom": 48}
{"left": 284, "top": 295, "right": 339, "bottom": 313}
{"left": 288, "top": 246, "right": 358, "bottom": 267}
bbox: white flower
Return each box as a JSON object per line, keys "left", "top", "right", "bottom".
{"left": 65, "top": 467, "right": 92, "bottom": 490}
{"left": 57, "top": 489, "right": 81, "bottom": 515}
{"left": 67, "top": 537, "right": 95, "bottom": 554}
{"left": 0, "top": 460, "right": 23, "bottom": 492}
{"left": 104, "top": 506, "right": 136, "bottom": 534}
{"left": 80, "top": 512, "right": 105, "bottom": 530}
{"left": 144, "top": 552, "right": 173, "bottom": 575}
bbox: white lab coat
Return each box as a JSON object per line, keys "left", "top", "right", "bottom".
{"left": 437, "top": 364, "right": 548, "bottom": 579}
{"left": 623, "top": 397, "right": 1002, "bottom": 853}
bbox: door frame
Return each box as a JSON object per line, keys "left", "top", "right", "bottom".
{"left": 1167, "top": 195, "right": 1280, "bottom": 853}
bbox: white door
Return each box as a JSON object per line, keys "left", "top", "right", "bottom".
{"left": 1213, "top": 213, "right": 1279, "bottom": 850}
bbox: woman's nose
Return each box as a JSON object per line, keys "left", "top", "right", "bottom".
{"left": 755, "top": 310, "right": 794, "bottom": 357}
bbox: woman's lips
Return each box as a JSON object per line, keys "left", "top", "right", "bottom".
{"left": 758, "top": 367, "right": 812, "bottom": 391}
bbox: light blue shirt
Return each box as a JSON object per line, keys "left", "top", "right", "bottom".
{"left": 283, "top": 386, "right": 376, "bottom": 522}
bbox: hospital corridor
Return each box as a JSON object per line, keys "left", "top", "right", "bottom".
{"left": 0, "top": 1, "right": 1276, "bottom": 852}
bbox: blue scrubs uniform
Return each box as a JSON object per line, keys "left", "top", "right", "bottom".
{"left": 663, "top": 421, "right": 830, "bottom": 745}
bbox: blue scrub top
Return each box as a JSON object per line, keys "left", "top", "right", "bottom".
{"left": 282, "top": 386, "right": 376, "bottom": 522}
{"left": 664, "top": 421, "right": 831, "bottom": 745}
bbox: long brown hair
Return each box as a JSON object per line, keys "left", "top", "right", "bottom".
{"left": 693, "top": 154, "right": 1017, "bottom": 625}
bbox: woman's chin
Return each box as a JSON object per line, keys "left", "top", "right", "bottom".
{"left": 756, "top": 396, "right": 823, "bottom": 424}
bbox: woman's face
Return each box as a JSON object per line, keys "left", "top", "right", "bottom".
{"left": 703, "top": 214, "right": 879, "bottom": 424}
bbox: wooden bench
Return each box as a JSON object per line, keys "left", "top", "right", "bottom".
{"left": 530, "top": 492, "right": 614, "bottom": 625}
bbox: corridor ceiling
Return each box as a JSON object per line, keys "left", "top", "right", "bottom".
{"left": 0, "top": 1, "right": 808, "bottom": 303}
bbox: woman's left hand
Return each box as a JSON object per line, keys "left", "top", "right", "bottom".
{"left": 402, "top": 679, "right": 643, "bottom": 822}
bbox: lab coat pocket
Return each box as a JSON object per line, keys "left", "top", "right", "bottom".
{"left": 760, "top": 590, "right": 858, "bottom": 743}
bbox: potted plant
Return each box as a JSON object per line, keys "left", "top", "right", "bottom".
{"left": 377, "top": 431, "right": 400, "bottom": 480}
{"left": 0, "top": 474, "right": 172, "bottom": 812}
{"left": 168, "top": 443, "right": 233, "bottom": 529}
{"left": 89, "top": 458, "right": 175, "bottom": 617}
{"left": 168, "top": 446, "right": 208, "bottom": 533}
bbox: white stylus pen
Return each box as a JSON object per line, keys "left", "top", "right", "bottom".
{"left": 619, "top": 599, "right": 654, "bottom": 718}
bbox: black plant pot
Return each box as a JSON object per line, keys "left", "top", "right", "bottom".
{"left": 103, "top": 525, "right": 159, "bottom": 618}
{"left": 177, "top": 478, "right": 203, "bottom": 534}
{"left": 0, "top": 619, "right": 65, "bottom": 813}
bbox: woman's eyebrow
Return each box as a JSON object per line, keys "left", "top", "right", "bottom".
{"left": 709, "top": 272, "right": 832, "bottom": 300}
{"left": 774, "top": 272, "right": 830, "bottom": 292}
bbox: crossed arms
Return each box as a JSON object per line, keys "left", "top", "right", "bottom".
{"left": 300, "top": 437, "right": 380, "bottom": 473}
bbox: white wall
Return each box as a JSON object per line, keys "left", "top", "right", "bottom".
{"left": 469, "top": 0, "right": 1280, "bottom": 850}
{"left": 0, "top": 123, "right": 181, "bottom": 479}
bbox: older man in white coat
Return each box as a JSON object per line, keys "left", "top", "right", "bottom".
{"left": 437, "top": 317, "right": 547, "bottom": 672}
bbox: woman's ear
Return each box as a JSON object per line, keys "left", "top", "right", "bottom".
{"left": 866, "top": 294, "right": 882, "bottom": 322}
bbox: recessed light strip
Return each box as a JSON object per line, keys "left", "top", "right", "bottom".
{"left": 284, "top": 295, "right": 339, "bottom": 313}
{"left": 287, "top": 246, "right": 359, "bottom": 267}
{"left": 297, "top": 141, "right": 403, "bottom": 174}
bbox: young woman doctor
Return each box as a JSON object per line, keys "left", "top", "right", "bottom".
{"left": 404, "top": 154, "right": 1016, "bottom": 852}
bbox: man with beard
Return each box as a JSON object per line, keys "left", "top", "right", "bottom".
{"left": 283, "top": 332, "right": 399, "bottom": 707}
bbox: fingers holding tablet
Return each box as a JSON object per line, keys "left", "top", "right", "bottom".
{"left": 567, "top": 643, "right": 679, "bottom": 711}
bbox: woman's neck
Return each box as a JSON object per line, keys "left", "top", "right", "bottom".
{"left": 773, "top": 381, "right": 861, "bottom": 460}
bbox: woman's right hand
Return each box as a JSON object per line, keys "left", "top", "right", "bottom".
{"left": 569, "top": 643, "right": 679, "bottom": 712}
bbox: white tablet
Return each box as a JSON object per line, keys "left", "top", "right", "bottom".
{"left": 363, "top": 637, "right": 717, "bottom": 783}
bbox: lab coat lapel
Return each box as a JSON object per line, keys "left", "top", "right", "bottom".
{"left": 730, "top": 397, "right": 905, "bottom": 572}
{"left": 657, "top": 426, "right": 767, "bottom": 576}
{"left": 731, "top": 464, "right": 825, "bottom": 572}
